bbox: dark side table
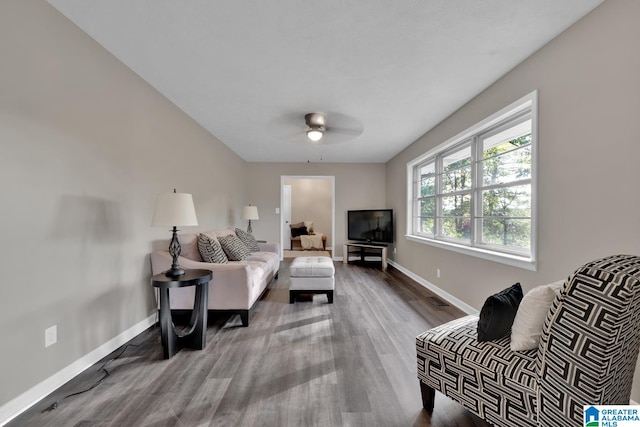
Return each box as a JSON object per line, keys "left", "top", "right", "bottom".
{"left": 151, "top": 269, "right": 212, "bottom": 359}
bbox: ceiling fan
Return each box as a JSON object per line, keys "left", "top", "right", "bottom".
{"left": 302, "top": 112, "right": 363, "bottom": 144}
{"left": 269, "top": 111, "right": 364, "bottom": 145}
{"left": 305, "top": 113, "right": 326, "bottom": 142}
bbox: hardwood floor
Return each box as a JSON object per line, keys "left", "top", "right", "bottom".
{"left": 9, "top": 261, "right": 490, "bottom": 427}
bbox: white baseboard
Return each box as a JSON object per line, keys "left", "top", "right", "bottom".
{"left": 387, "top": 259, "right": 478, "bottom": 315}
{"left": 337, "top": 256, "right": 476, "bottom": 314}
{"left": 0, "top": 314, "right": 156, "bottom": 426}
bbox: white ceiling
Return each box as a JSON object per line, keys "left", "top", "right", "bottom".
{"left": 48, "top": 0, "right": 603, "bottom": 163}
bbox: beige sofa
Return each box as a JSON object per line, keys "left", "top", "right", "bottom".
{"left": 150, "top": 229, "right": 280, "bottom": 326}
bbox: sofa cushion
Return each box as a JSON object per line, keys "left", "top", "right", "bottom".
{"left": 477, "top": 282, "right": 523, "bottom": 342}
{"left": 218, "top": 234, "right": 251, "bottom": 261}
{"left": 177, "top": 233, "right": 203, "bottom": 262}
{"left": 235, "top": 228, "right": 260, "bottom": 252}
{"left": 510, "top": 280, "right": 564, "bottom": 351}
{"left": 197, "top": 233, "right": 228, "bottom": 264}
{"left": 211, "top": 228, "right": 236, "bottom": 238}
{"left": 246, "top": 251, "right": 280, "bottom": 275}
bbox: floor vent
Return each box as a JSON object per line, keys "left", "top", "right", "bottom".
{"left": 428, "top": 296, "right": 449, "bottom": 307}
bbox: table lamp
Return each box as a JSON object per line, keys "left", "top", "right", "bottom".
{"left": 241, "top": 205, "right": 259, "bottom": 233}
{"left": 152, "top": 189, "right": 198, "bottom": 277}
{"left": 373, "top": 211, "right": 384, "bottom": 231}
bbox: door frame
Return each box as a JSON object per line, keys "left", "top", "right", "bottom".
{"left": 281, "top": 184, "right": 292, "bottom": 256}
{"left": 280, "top": 175, "right": 335, "bottom": 259}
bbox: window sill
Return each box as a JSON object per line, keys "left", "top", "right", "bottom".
{"left": 405, "top": 234, "right": 536, "bottom": 271}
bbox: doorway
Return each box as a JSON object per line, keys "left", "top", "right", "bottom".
{"left": 280, "top": 176, "right": 335, "bottom": 258}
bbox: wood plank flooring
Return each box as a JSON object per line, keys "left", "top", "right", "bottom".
{"left": 9, "top": 261, "right": 490, "bottom": 427}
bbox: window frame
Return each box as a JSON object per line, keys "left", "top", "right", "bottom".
{"left": 406, "top": 91, "right": 537, "bottom": 271}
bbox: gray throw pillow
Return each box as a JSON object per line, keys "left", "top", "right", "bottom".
{"left": 197, "top": 233, "right": 228, "bottom": 264}
{"left": 235, "top": 228, "right": 260, "bottom": 252}
{"left": 218, "top": 234, "right": 251, "bottom": 261}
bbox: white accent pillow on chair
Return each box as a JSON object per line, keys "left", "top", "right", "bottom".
{"left": 510, "top": 280, "right": 565, "bottom": 351}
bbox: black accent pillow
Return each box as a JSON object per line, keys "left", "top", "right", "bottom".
{"left": 477, "top": 282, "right": 523, "bottom": 342}
{"left": 290, "top": 226, "right": 308, "bottom": 238}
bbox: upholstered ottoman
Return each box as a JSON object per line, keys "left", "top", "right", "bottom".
{"left": 289, "top": 257, "right": 335, "bottom": 304}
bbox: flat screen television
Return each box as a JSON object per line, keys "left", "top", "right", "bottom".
{"left": 347, "top": 209, "right": 393, "bottom": 244}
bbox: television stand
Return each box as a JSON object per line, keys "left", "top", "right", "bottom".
{"left": 343, "top": 242, "right": 388, "bottom": 270}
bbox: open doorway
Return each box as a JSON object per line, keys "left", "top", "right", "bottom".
{"left": 280, "top": 176, "right": 335, "bottom": 259}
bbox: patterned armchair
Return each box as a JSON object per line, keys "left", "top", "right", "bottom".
{"left": 416, "top": 254, "right": 640, "bottom": 427}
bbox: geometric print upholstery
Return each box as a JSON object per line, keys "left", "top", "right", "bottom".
{"left": 235, "top": 228, "right": 260, "bottom": 252}
{"left": 217, "top": 234, "right": 252, "bottom": 261}
{"left": 417, "top": 315, "right": 538, "bottom": 427}
{"left": 197, "top": 233, "right": 228, "bottom": 264}
{"left": 417, "top": 255, "right": 640, "bottom": 427}
{"left": 537, "top": 254, "right": 640, "bottom": 427}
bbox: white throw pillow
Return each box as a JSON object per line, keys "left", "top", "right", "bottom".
{"left": 303, "top": 221, "right": 314, "bottom": 233}
{"left": 510, "top": 280, "right": 564, "bottom": 351}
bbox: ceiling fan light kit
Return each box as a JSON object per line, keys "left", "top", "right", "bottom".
{"left": 305, "top": 112, "right": 326, "bottom": 142}
{"left": 306, "top": 128, "right": 324, "bottom": 142}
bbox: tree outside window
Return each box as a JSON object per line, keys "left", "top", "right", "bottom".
{"left": 409, "top": 93, "right": 535, "bottom": 266}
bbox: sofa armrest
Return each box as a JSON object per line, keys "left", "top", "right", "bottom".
{"left": 258, "top": 242, "right": 280, "bottom": 254}
{"left": 150, "top": 251, "right": 255, "bottom": 310}
{"left": 150, "top": 251, "right": 249, "bottom": 275}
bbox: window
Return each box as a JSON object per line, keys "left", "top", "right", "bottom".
{"left": 407, "top": 91, "right": 537, "bottom": 270}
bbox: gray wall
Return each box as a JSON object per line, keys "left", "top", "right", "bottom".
{"left": 3, "top": 0, "right": 640, "bottom": 416}
{"left": 386, "top": 0, "right": 640, "bottom": 400}
{"left": 0, "top": 0, "right": 247, "bottom": 410}
{"left": 246, "top": 163, "right": 386, "bottom": 257}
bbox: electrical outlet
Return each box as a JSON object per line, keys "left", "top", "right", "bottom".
{"left": 45, "top": 325, "right": 57, "bottom": 347}
{"left": 393, "top": 247, "right": 397, "bottom": 255}
{"left": 437, "top": 268, "right": 441, "bottom": 278}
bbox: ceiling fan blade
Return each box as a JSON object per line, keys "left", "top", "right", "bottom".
{"left": 327, "top": 125, "right": 363, "bottom": 136}
{"left": 268, "top": 111, "right": 364, "bottom": 145}
{"left": 324, "top": 111, "right": 363, "bottom": 137}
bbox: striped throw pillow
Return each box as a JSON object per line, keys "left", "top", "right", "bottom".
{"left": 218, "top": 234, "right": 251, "bottom": 261}
{"left": 197, "top": 233, "right": 228, "bottom": 264}
{"left": 235, "top": 228, "right": 260, "bottom": 252}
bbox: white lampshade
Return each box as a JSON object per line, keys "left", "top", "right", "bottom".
{"left": 151, "top": 192, "right": 198, "bottom": 227}
{"left": 241, "top": 205, "right": 259, "bottom": 221}
{"left": 307, "top": 129, "right": 324, "bottom": 142}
